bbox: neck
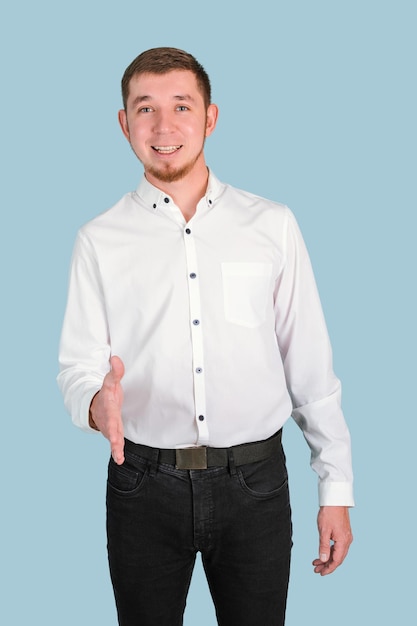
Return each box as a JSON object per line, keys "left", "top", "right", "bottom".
{"left": 145, "top": 162, "right": 209, "bottom": 222}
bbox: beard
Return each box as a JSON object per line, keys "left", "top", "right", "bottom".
{"left": 129, "top": 131, "right": 206, "bottom": 183}
{"left": 143, "top": 147, "right": 204, "bottom": 183}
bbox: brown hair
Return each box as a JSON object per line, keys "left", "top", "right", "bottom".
{"left": 121, "top": 47, "right": 212, "bottom": 110}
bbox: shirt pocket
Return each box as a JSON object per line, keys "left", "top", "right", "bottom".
{"left": 221, "top": 262, "right": 273, "bottom": 328}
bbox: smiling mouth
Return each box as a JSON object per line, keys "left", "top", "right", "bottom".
{"left": 152, "top": 145, "right": 182, "bottom": 154}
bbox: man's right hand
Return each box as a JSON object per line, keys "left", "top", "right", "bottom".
{"left": 89, "top": 355, "right": 125, "bottom": 465}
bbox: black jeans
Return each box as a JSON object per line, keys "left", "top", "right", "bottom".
{"left": 106, "top": 437, "right": 292, "bottom": 626}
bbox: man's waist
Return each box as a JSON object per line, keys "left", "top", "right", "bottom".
{"left": 124, "top": 430, "right": 282, "bottom": 470}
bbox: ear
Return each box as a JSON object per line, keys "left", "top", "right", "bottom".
{"left": 205, "top": 103, "right": 219, "bottom": 138}
{"left": 118, "top": 109, "right": 130, "bottom": 141}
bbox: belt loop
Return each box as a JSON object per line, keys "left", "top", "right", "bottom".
{"left": 148, "top": 449, "right": 159, "bottom": 477}
{"left": 227, "top": 448, "right": 236, "bottom": 476}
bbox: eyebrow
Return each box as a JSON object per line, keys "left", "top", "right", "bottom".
{"left": 130, "top": 94, "right": 196, "bottom": 108}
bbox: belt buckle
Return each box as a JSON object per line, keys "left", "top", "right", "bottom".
{"left": 176, "top": 447, "right": 207, "bottom": 470}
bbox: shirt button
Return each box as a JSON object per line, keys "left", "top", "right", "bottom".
{"left": 192, "top": 319, "right": 200, "bottom": 326}
{"left": 152, "top": 203, "right": 157, "bottom": 209}
{"left": 185, "top": 228, "right": 191, "bottom": 234}
{"left": 164, "top": 197, "right": 170, "bottom": 203}
{"left": 198, "top": 415, "right": 205, "bottom": 421}
{"left": 196, "top": 367, "right": 202, "bottom": 373}
{"left": 189, "top": 273, "right": 197, "bottom": 279}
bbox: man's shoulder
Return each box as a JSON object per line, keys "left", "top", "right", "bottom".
{"left": 220, "top": 178, "right": 289, "bottom": 216}
{"left": 78, "top": 191, "right": 137, "bottom": 235}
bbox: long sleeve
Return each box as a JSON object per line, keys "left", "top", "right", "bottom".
{"left": 57, "top": 231, "right": 111, "bottom": 431}
{"left": 274, "top": 210, "right": 354, "bottom": 506}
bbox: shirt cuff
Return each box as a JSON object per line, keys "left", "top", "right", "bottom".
{"left": 318, "top": 481, "right": 355, "bottom": 507}
{"left": 77, "top": 387, "right": 102, "bottom": 433}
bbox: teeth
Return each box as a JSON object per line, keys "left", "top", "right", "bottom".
{"left": 153, "top": 146, "right": 181, "bottom": 153}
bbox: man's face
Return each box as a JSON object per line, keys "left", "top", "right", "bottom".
{"left": 119, "top": 70, "right": 218, "bottom": 185}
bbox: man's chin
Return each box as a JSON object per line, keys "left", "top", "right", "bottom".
{"left": 149, "top": 169, "right": 187, "bottom": 184}
{"left": 146, "top": 163, "right": 192, "bottom": 184}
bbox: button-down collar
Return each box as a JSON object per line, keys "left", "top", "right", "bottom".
{"left": 134, "top": 169, "right": 223, "bottom": 215}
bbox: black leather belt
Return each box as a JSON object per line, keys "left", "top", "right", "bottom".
{"left": 124, "top": 429, "right": 282, "bottom": 470}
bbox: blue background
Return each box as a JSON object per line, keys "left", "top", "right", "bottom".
{"left": 1, "top": 1, "right": 416, "bottom": 624}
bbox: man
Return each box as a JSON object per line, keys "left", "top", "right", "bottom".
{"left": 57, "top": 47, "right": 353, "bottom": 626}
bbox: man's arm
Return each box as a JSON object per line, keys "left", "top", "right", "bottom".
{"left": 58, "top": 230, "right": 123, "bottom": 441}
{"left": 89, "top": 355, "right": 126, "bottom": 465}
{"left": 273, "top": 209, "right": 354, "bottom": 573}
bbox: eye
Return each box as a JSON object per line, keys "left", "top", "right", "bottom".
{"left": 176, "top": 105, "right": 189, "bottom": 111}
{"left": 139, "top": 106, "right": 153, "bottom": 113}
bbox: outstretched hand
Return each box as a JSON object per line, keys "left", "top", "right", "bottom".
{"left": 312, "top": 506, "right": 353, "bottom": 576}
{"left": 89, "top": 355, "right": 125, "bottom": 465}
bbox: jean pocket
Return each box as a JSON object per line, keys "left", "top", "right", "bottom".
{"left": 237, "top": 454, "right": 288, "bottom": 500}
{"left": 107, "top": 454, "right": 149, "bottom": 496}
{"left": 222, "top": 262, "right": 272, "bottom": 328}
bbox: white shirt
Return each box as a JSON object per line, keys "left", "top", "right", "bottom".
{"left": 57, "top": 171, "right": 354, "bottom": 506}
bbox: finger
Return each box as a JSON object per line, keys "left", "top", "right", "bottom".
{"left": 314, "top": 544, "right": 345, "bottom": 576}
{"left": 111, "top": 443, "right": 125, "bottom": 465}
{"left": 110, "top": 424, "right": 125, "bottom": 465}
{"left": 109, "top": 355, "right": 125, "bottom": 383}
{"left": 312, "top": 558, "right": 333, "bottom": 575}
{"left": 329, "top": 539, "right": 349, "bottom": 569}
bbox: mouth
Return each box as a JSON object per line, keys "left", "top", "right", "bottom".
{"left": 152, "top": 145, "right": 182, "bottom": 154}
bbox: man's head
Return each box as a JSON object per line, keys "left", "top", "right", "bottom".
{"left": 118, "top": 48, "right": 218, "bottom": 187}
{"left": 121, "top": 47, "right": 212, "bottom": 111}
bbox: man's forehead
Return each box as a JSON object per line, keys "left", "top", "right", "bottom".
{"left": 127, "top": 70, "right": 201, "bottom": 101}
{"left": 129, "top": 70, "right": 198, "bottom": 91}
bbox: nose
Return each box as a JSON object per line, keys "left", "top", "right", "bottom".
{"left": 152, "top": 109, "right": 174, "bottom": 134}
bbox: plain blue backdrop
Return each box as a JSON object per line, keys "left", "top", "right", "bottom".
{"left": 1, "top": 1, "right": 415, "bottom": 624}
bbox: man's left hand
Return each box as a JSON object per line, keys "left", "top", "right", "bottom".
{"left": 312, "top": 506, "right": 353, "bottom": 576}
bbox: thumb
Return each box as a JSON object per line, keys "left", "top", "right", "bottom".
{"left": 319, "top": 531, "right": 331, "bottom": 563}
{"left": 109, "top": 355, "right": 125, "bottom": 383}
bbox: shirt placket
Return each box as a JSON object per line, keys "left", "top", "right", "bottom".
{"left": 183, "top": 225, "right": 209, "bottom": 445}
